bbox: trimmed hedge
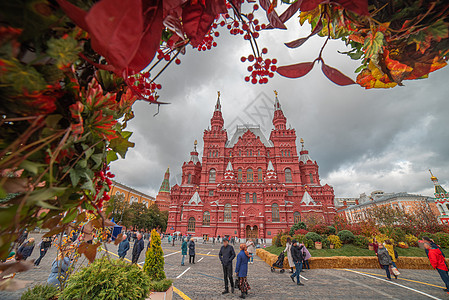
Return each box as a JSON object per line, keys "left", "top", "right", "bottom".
{"left": 338, "top": 230, "right": 355, "bottom": 244}
{"left": 354, "top": 235, "right": 370, "bottom": 249}
{"left": 305, "top": 232, "right": 322, "bottom": 242}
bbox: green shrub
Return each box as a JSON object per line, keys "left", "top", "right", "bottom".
{"left": 60, "top": 258, "right": 150, "bottom": 300}
{"left": 327, "top": 235, "right": 342, "bottom": 249}
{"left": 21, "top": 284, "right": 58, "bottom": 300}
{"left": 321, "top": 238, "right": 330, "bottom": 248}
{"left": 292, "top": 234, "right": 303, "bottom": 243}
{"left": 390, "top": 228, "right": 406, "bottom": 243}
{"left": 273, "top": 234, "right": 282, "bottom": 247}
{"left": 435, "top": 232, "right": 449, "bottom": 248}
{"left": 405, "top": 234, "right": 418, "bottom": 247}
{"left": 338, "top": 230, "right": 355, "bottom": 244}
{"left": 305, "top": 232, "right": 322, "bottom": 242}
{"left": 280, "top": 235, "right": 292, "bottom": 247}
{"left": 302, "top": 238, "right": 314, "bottom": 249}
{"left": 143, "top": 229, "right": 166, "bottom": 281}
{"left": 289, "top": 222, "right": 307, "bottom": 236}
{"left": 353, "top": 235, "right": 370, "bottom": 249}
{"left": 148, "top": 279, "right": 173, "bottom": 292}
{"left": 326, "top": 226, "right": 337, "bottom": 235}
{"left": 417, "top": 232, "right": 435, "bottom": 241}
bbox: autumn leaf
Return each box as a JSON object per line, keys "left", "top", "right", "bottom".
{"left": 277, "top": 62, "right": 315, "bottom": 78}
{"left": 182, "top": 3, "right": 216, "bottom": 47}
{"left": 78, "top": 242, "right": 101, "bottom": 263}
{"left": 363, "top": 31, "right": 384, "bottom": 59}
{"left": 321, "top": 62, "right": 355, "bottom": 86}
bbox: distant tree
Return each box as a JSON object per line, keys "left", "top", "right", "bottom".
{"left": 122, "top": 203, "right": 168, "bottom": 232}
{"left": 108, "top": 194, "right": 128, "bottom": 223}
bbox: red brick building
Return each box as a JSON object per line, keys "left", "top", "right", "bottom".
{"left": 166, "top": 93, "right": 336, "bottom": 239}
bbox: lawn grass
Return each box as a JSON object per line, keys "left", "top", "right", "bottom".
{"left": 264, "top": 244, "right": 449, "bottom": 257}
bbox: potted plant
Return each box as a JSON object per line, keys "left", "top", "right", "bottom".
{"left": 368, "top": 243, "right": 374, "bottom": 251}
{"left": 398, "top": 242, "right": 409, "bottom": 249}
{"left": 315, "top": 241, "right": 322, "bottom": 250}
{"left": 144, "top": 229, "right": 173, "bottom": 300}
{"left": 327, "top": 235, "right": 343, "bottom": 249}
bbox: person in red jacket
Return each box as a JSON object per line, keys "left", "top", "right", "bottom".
{"left": 424, "top": 242, "right": 449, "bottom": 292}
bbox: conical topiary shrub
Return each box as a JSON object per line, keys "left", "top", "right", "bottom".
{"left": 143, "top": 229, "right": 166, "bottom": 281}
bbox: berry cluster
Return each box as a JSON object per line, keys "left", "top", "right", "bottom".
{"left": 128, "top": 72, "right": 162, "bottom": 102}
{"left": 196, "top": 23, "right": 219, "bottom": 51}
{"left": 91, "top": 167, "right": 115, "bottom": 211}
{"left": 157, "top": 47, "right": 181, "bottom": 65}
{"left": 241, "top": 48, "right": 277, "bottom": 84}
{"left": 221, "top": 4, "right": 265, "bottom": 39}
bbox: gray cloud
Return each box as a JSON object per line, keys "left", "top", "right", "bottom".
{"left": 110, "top": 9, "right": 449, "bottom": 199}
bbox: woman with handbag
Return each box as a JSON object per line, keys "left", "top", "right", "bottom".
{"left": 384, "top": 239, "right": 400, "bottom": 279}
{"left": 235, "top": 244, "right": 251, "bottom": 299}
{"left": 377, "top": 243, "right": 393, "bottom": 280}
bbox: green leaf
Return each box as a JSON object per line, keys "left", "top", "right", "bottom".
{"left": 45, "top": 114, "right": 63, "bottom": 129}
{"left": 28, "top": 187, "right": 67, "bottom": 203}
{"left": 121, "top": 131, "right": 133, "bottom": 140}
{"left": 78, "top": 159, "right": 87, "bottom": 168}
{"left": 47, "top": 36, "right": 82, "bottom": 68}
{"left": 91, "top": 153, "right": 103, "bottom": 168}
{"left": 62, "top": 209, "right": 78, "bottom": 223}
{"left": 363, "top": 31, "right": 384, "bottom": 59}
{"left": 109, "top": 135, "right": 135, "bottom": 159}
{"left": 19, "top": 160, "right": 45, "bottom": 175}
{"left": 69, "top": 168, "right": 82, "bottom": 187}
{"left": 81, "top": 178, "right": 94, "bottom": 193}
{"left": 0, "top": 58, "right": 47, "bottom": 92}
{"left": 0, "top": 187, "right": 6, "bottom": 199}
{"left": 427, "top": 20, "right": 449, "bottom": 42}
{"left": 84, "top": 147, "right": 95, "bottom": 160}
{"left": 107, "top": 151, "right": 118, "bottom": 164}
{"left": 36, "top": 200, "right": 60, "bottom": 210}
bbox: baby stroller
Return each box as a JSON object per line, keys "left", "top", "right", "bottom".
{"left": 271, "top": 252, "right": 285, "bottom": 273}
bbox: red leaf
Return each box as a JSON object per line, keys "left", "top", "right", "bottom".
{"left": 259, "top": 0, "right": 287, "bottom": 30}
{"left": 285, "top": 37, "right": 308, "bottom": 48}
{"left": 86, "top": 0, "right": 144, "bottom": 72}
{"left": 278, "top": 0, "right": 303, "bottom": 23}
{"left": 206, "top": 0, "right": 228, "bottom": 15}
{"left": 277, "top": 62, "right": 315, "bottom": 78}
{"left": 321, "top": 63, "right": 355, "bottom": 86}
{"left": 56, "top": 0, "right": 89, "bottom": 31}
{"left": 128, "top": 1, "right": 164, "bottom": 72}
{"left": 182, "top": 3, "right": 216, "bottom": 47}
{"left": 164, "top": 14, "right": 185, "bottom": 39}
{"left": 300, "top": 0, "right": 369, "bottom": 16}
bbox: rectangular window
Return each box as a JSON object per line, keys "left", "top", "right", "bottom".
{"left": 309, "top": 173, "right": 314, "bottom": 184}
{"left": 209, "top": 190, "right": 214, "bottom": 196}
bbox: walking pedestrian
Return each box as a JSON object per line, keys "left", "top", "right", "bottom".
{"left": 17, "top": 230, "right": 28, "bottom": 247}
{"left": 300, "top": 243, "right": 311, "bottom": 270}
{"left": 118, "top": 234, "right": 130, "bottom": 259}
{"left": 283, "top": 237, "right": 295, "bottom": 273}
{"left": 424, "top": 242, "right": 449, "bottom": 293}
{"left": 131, "top": 233, "right": 144, "bottom": 264}
{"left": 172, "top": 234, "right": 176, "bottom": 247}
{"left": 17, "top": 238, "right": 35, "bottom": 260}
{"left": 384, "top": 239, "right": 400, "bottom": 279}
{"left": 47, "top": 251, "right": 71, "bottom": 287}
{"left": 289, "top": 239, "right": 304, "bottom": 286}
{"left": 181, "top": 238, "right": 187, "bottom": 266}
{"left": 219, "top": 237, "right": 236, "bottom": 294}
{"left": 212, "top": 237, "right": 215, "bottom": 244}
{"left": 235, "top": 243, "right": 251, "bottom": 299}
{"left": 188, "top": 238, "right": 196, "bottom": 264}
{"left": 423, "top": 236, "right": 445, "bottom": 257}
{"left": 377, "top": 242, "right": 393, "bottom": 280}
{"left": 246, "top": 239, "right": 256, "bottom": 265}
{"left": 34, "top": 237, "right": 52, "bottom": 267}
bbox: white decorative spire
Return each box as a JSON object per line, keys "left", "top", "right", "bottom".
{"left": 266, "top": 160, "right": 278, "bottom": 181}
{"left": 188, "top": 191, "right": 202, "bottom": 205}
{"left": 301, "top": 191, "right": 315, "bottom": 205}
{"left": 226, "top": 161, "right": 233, "bottom": 171}
{"left": 267, "top": 160, "right": 274, "bottom": 171}
{"left": 215, "top": 91, "right": 221, "bottom": 111}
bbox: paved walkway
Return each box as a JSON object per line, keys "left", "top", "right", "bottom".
{"left": 1, "top": 235, "right": 449, "bottom": 299}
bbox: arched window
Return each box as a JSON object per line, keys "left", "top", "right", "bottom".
{"left": 246, "top": 150, "right": 249, "bottom": 156}
{"left": 267, "top": 150, "right": 270, "bottom": 157}
{"left": 281, "top": 150, "right": 284, "bottom": 157}
{"left": 203, "top": 211, "right": 210, "bottom": 226}
{"left": 309, "top": 173, "right": 314, "bottom": 184}
{"left": 288, "top": 150, "right": 291, "bottom": 157}
{"left": 247, "top": 168, "right": 253, "bottom": 182}
{"left": 252, "top": 192, "right": 257, "bottom": 203}
{"left": 294, "top": 212, "right": 300, "bottom": 224}
{"left": 187, "top": 174, "right": 192, "bottom": 184}
{"left": 188, "top": 217, "right": 196, "bottom": 232}
{"left": 250, "top": 150, "right": 252, "bottom": 156}
{"left": 245, "top": 193, "right": 250, "bottom": 203}
{"left": 239, "top": 150, "right": 241, "bottom": 156}
{"left": 258, "top": 168, "right": 263, "bottom": 182}
{"left": 209, "top": 169, "right": 216, "bottom": 183}
{"left": 446, "top": 204, "right": 449, "bottom": 212}
{"left": 272, "top": 203, "right": 280, "bottom": 222}
{"left": 439, "top": 204, "right": 445, "bottom": 214}
{"left": 285, "top": 168, "right": 292, "bottom": 183}
{"left": 237, "top": 168, "right": 242, "bottom": 183}
{"left": 224, "top": 204, "right": 232, "bottom": 222}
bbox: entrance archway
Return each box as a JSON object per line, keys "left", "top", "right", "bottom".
{"left": 246, "top": 225, "right": 258, "bottom": 239}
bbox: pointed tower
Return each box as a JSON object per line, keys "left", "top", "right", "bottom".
{"left": 299, "top": 138, "right": 320, "bottom": 186}
{"left": 211, "top": 91, "right": 224, "bottom": 131}
{"left": 265, "top": 160, "right": 279, "bottom": 183}
{"left": 223, "top": 160, "right": 236, "bottom": 183}
{"left": 182, "top": 140, "right": 202, "bottom": 186}
{"left": 155, "top": 167, "right": 171, "bottom": 211}
{"left": 272, "top": 90, "right": 287, "bottom": 130}
{"left": 429, "top": 170, "right": 449, "bottom": 224}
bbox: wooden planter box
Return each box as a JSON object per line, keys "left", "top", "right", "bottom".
{"left": 315, "top": 242, "right": 322, "bottom": 250}
{"left": 368, "top": 245, "right": 374, "bottom": 251}
{"left": 330, "top": 244, "right": 335, "bottom": 249}
{"left": 147, "top": 285, "right": 173, "bottom": 300}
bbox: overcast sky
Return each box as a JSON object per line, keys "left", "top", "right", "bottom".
{"left": 110, "top": 7, "right": 449, "bottom": 199}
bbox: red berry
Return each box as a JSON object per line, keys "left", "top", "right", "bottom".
{"left": 156, "top": 84, "right": 162, "bottom": 89}
{"left": 214, "top": 31, "right": 220, "bottom": 37}
{"left": 253, "top": 32, "right": 259, "bottom": 38}
{"left": 248, "top": 13, "right": 254, "bottom": 20}
{"left": 255, "top": 25, "right": 261, "bottom": 31}
{"left": 272, "top": 58, "right": 277, "bottom": 64}
{"left": 212, "top": 42, "right": 217, "bottom": 47}
{"left": 247, "top": 66, "right": 253, "bottom": 72}
{"left": 261, "top": 24, "right": 266, "bottom": 29}
{"left": 220, "top": 21, "right": 225, "bottom": 26}
{"left": 164, "top": 54, "right": 170, "bottom": 61}
{"left": 175, "top": 58, "right": 181, "bottom": 65}
{"left": 270, "top": 65, "right": 277, "bottom": 71}
{"left": 262, "top": 48, "right": 268, "bottom": 54}
{"left": 251, "top": 78, "right": 257, "bottom": 84}
{"left": 269, "top": 72, "right": 274, "bottom": 78}
{"left": 253, "top": 4, "right": 259, "bottom": 10}
{"left": 227, "top": 24, "right": 232, "bottom": 29}
{"left": 254, "top": 19, "right": 259, "bottom": 25}
{"left": 245, "top": 76, "right": 250, "bottom": 82}
{"left": 265, "top": 58, "right": 271, "bottom": 64}
{"left": 248, "top": 55, "right": 254, "bottom": 62}
{"left": 241, "top": 56, "right": 246, "bottom": 62}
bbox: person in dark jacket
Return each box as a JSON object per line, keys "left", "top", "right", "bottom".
{"left": 17, "top": 238, "right": 35, "bottom": 261}
{"left": 188, "top": 238, "right": 196, "bottom": 264}
{"left": 377, "top": 243, "right": 393, "bottom": 280}
{"left": 290, "top": 239, "right": 304, "bottom": 286}
{"left": 34, "top": 237, "right": 52, "bottom": 266}
{"left": 131, "top": 233, "right": 144, "bottom": 264}
{"left": 219, "top": 238, "right": 236, "bottom": 294}
{"left": 17, "top": 230, "right": 28, "bottom": 247}
{"left": 424, "top": 242, "right": 449, "bottom": 292}
{"left": 235, "top": 244, "right": 251, "bottom": 299}
{"left": 118, "top": 234, "right": 130, "bottom": 259}
{"left": 181, "top": 238, "right": 188, "bottom": 266}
